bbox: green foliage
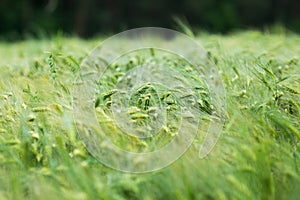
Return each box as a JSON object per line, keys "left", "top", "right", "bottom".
{"left": 1, "top": 0, "right": 300, "bottom": 39}
{"left": 0, "top": 31, "right": 299, "bottom": 199}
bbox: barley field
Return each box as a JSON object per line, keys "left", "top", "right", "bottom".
{"left": 0, "top": 30, "right": 299, "bottom": 200}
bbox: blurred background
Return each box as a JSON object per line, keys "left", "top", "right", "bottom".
{"left": 0, "top": 0, "right": 300, "bottom": 40}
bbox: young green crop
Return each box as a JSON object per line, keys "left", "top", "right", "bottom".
{"left": 0, "top": 30, "right": 299, "bottom": 200}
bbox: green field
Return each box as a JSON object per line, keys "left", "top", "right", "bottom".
{"left": 0, "top": 30, "right": 299, "bottom": 200}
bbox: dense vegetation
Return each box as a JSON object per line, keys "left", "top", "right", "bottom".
{"left": 1, "top": 0, "right": 300, "bottom": 39}
{"left": 0, "top": 30, "right": 299, "bottom": 199}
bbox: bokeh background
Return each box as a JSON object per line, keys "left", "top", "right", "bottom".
{"left": 1, "top": 0, "right": 300, "bottom": 40}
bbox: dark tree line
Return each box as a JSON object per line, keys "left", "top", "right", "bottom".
{"left": 0, "top": 0, "right": 299, "bottom": 39}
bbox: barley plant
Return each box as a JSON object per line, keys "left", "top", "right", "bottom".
{"left": 0, "top": 30, "right": 299, "bottom": 199}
